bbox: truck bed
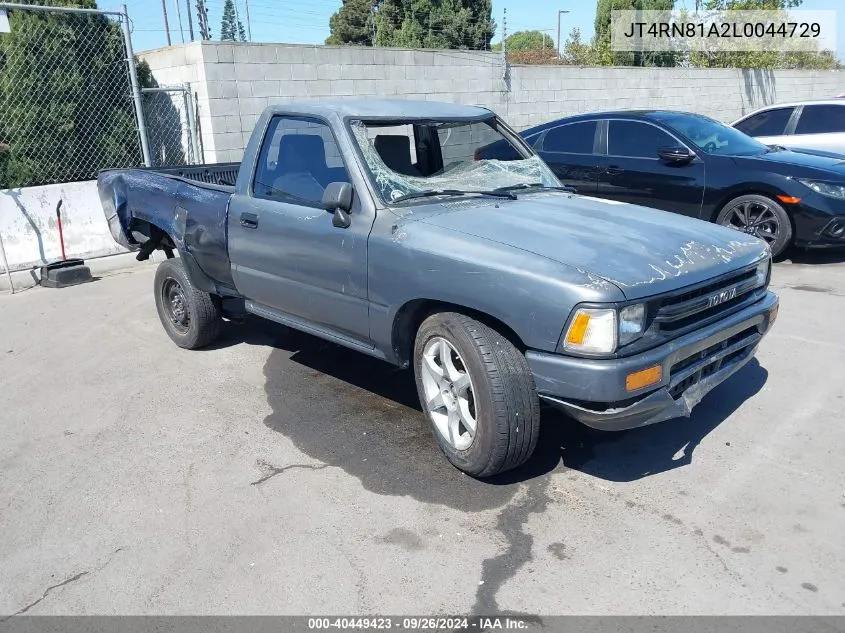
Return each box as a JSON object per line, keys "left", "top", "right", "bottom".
{"left": 97, "top": 163, "right": 241, "bottom": 292}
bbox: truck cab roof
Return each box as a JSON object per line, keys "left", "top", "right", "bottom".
{"left": 263, "top": 99, "right": 493, "bottom": 121}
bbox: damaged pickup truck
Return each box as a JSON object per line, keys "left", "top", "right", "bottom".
{"left": 98, "top": 100, "right": 779, "bottom": 477}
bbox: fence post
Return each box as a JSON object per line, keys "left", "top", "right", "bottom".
{"left": 0, "top": 229, "right": 13, "bottom": 295}
{"left": 121, "top": 4, "right": 152, "bottom": 167}
{"left": 184, "top": 83, "right": 201, "bottom": 164}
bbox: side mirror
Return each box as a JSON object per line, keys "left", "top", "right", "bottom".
{"left": 658, "top": 146, "right": 695, "bottom": 164}
{"left": 322, "top": 182, "right": 353, "bottom": 229}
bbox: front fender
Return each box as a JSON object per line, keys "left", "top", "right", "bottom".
{"left": 367, "top": 223, "right": 626, "bottom": 360}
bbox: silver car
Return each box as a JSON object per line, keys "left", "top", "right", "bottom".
{"left": 732, "top": 99, "right": 845, "bottom": 156}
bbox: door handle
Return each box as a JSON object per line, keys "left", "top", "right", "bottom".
{"left": 605, "top": 165, "right": 623, "bottom": 176}
{"left": 240, "top": 212, "right": 259, "bottom": 229}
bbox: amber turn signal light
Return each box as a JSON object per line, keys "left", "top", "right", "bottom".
{"left": 625, "top": 365, "right": 663, "bottom": 392}
{"left": 776, "top": 195, "right": 801, "bottom": 204}
{"left": 566, "top": 313, "right": 591, "bottom": 345}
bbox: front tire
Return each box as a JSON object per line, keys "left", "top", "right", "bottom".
{"left": 154, "top": 258, "right": 222, "bottom": 349}
{"left": 413, "top": 312, "right": 540, "bottom": 478}
{"left": 716, "top": 194, "right": 792, "bottom": 258}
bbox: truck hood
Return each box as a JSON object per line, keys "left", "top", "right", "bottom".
{"left": 416, "top": 193, "right": 768, "bottom": 300}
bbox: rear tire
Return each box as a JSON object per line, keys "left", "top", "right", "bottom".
{"left": 413, "top": 312, "right": 540, "bottom": 478}
{"left": 154, "top": 258, "right": 222, "bottom": 349}
{"left": 715, "top": 194, "right": 792, "bottom": 258}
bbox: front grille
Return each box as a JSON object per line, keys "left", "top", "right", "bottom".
{"left": 653, "top": 266, "right": 761, "bottom": 333}
{"left": 668, "top": 326, "right": 759, "bottom": 399}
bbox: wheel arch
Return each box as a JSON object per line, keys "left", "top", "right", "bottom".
{"left": 709, "top": 186, "right": 794, "bottom": 224}
{"left": 132, "top": 218, "right": 217, "bottom": 293}
{"left": 711, "top": 189, "right": 797, "bottom": 257}
{"left": 391, "top": 299, "right": 527, "bottom": 368}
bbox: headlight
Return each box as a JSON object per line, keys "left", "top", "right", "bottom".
{"left": 797, "top": 179, "right": 845, "bottom": 200}
{"left": 563, "top": 303, "right": 646, "bottom": 354}
{"left": 619, "top": 303, "right": 646, "bottom": 346}
{"left": 563, "top": 308, "right": 617, "bottom": 354}
{"left": 755, "top": 257, "right": 770, "bottom": 287}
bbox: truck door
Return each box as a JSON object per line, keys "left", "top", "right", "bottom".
{"left": 227, "top": 115, "right": 375, "bottom": 345}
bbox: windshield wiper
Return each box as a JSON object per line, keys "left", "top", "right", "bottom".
{"left": 766, "top": 144, "right": 789, "bottom": 153}
{"left": 391, "top": 189, "right": 517, "bottom": 203}
{"left": 493, "top": 182, "right": 577, "bottom": 194}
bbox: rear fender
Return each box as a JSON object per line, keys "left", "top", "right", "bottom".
{"left": 179, "top": 248, "right": 217, "bottom": 293}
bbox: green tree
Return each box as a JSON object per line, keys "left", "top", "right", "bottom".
{"left": 0, "top": 0, "right": 143, "bottom": 188}
{"left": 686, "top": 0, "right": 837, "bottom": 69}
{"left": 697, "top": 0, "right": 800, "bottom": 9}
{"left": 220, "top": 0, "right": 245, "bottom": 42}
{"left": 562, "top": 27, "right": 595, "bottom": 65}
{"left": 592, "top": 0, "right": 677, "bottom": 66}
{"left": 374, "top": 0, "right": 495, "bottom": 50}
{"left": 492, "top": 30, "right": 554, "bottom": 52}
{"left": 327, "top": 0, "right": 374, "bottom": 45}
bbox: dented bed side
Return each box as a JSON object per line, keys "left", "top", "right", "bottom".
{"left": 97, "top": 168, "right": 238, "bottom": 293}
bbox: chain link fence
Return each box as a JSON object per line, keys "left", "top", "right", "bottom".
{"left": 142, "top": 85, "right": 201, "bottom": 167}
{"left": 0, "top": 3, "right": 200, "bottom": 191}
{"left": 0, "top": 3, "right": 150, "bottom": 189}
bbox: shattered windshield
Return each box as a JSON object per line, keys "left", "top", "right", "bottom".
{"left": 350, "top": 117, "right": 560, "bottom": 204}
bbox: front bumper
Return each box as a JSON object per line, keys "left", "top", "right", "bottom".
{"left": 790, "top": 193, "right": 845, "bottom": 248}
{"left": 527, "top": 291, "right": 779, "bottom": 431}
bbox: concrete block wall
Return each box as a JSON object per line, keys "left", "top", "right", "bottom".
{"left": 144, "top": 42, "right": 508, "bottom": 163}
{"left": 140, "top": 42, "right": 214, "bottom": 162}
{"left": 505, "top": 65, "right": 845, "bottom": 129}
{"left": 140, "top": 41, "right": 845, "bottom": 164}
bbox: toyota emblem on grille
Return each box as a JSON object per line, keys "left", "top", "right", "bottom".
{"left": 707, "top": 286, "right": 738, "bottom": 308}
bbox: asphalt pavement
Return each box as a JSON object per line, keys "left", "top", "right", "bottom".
{"left": 1, "top": 250, "right": 844, "bottom": 616}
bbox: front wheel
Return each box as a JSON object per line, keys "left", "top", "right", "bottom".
{"left": 154, "top": 258, "right": 222, "bottom": 349}
{"left": 716, "top": 194, "right": 792, "bottom": 258}
{"left": 413, "top": 312, "right": 540, "bottom": 478}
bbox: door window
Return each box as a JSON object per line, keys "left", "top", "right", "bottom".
{"left": 253, "top": 116, "right": 350, "bottom": 206}
{"left": 734, "top": 108, "right": 794, "bottom": 137}
{"left": 541, "top": 121, "right": 598, "bottom": 154}
{"left": 794, "top": 105, "right": 845, "bottom": 135}
{"left": 607, "top": 120, "right": 676, "bottom": 159}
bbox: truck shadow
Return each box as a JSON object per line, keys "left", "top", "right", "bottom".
{"left": 534, "top": 359, "right": 768, "bottom": 482}
{"left": 226, "top": 319, "right": 767, "bottom": 502}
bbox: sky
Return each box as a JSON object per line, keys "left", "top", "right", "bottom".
{"left": 125, "top": 0, "right": 844, "bottom": 59}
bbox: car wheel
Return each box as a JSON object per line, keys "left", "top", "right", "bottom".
{"left": 154, "top": 258, "right": 222, "bottom": 349}
{"left": 716, "top": 194, "right": 793, "bottom": 258}
{"left": 413, "top": 312, "right": 540, "bottom": 478}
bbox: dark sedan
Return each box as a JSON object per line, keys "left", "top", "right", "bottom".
{"left": 479, "top": 110, "right": 845, "bottom": 257}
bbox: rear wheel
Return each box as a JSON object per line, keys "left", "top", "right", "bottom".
{"left": 413, "top": 312, "right": 540, "bottom": 478}
{"left": 716, "top": 194, "right": 792, "bottom": 258}
{"left": 154, "top": 258, "right": 222, "bottom": 349}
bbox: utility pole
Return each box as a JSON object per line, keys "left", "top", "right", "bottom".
{"left": 371, "top": 0, "right": 377, "bottom": 44}
{"left": 556, "top": 9, "right": 570, "bottom": 59}
{"left": 173, "top": 0, "right": 184, "bottom": 43}
{"left": 196, "top": 0, "right": 210, "bottom": 40}
{"left": 244, "top": 0, "right": 252, "bottom": 40}
{"left": 161, "top": 0, "right": 171, "bottom": 46}
{"left": 233, "top": 0, "right": 241, "bottom": 39}
{"left": 502, "top": 7, "right": 507, "bottom": 54}
{"left": 185, "top": 0, "right": 194, "bottom": 40}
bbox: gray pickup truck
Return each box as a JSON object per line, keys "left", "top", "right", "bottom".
{"left": 98, "top": 99, "right": 779, "bottom": 477}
